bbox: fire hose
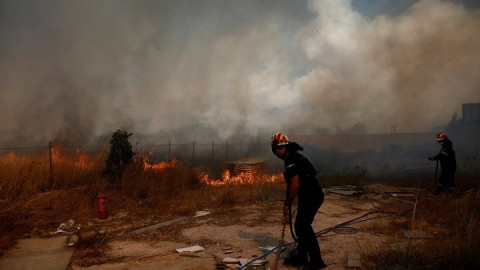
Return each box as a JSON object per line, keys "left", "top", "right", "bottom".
{"left": 238, "top": 210, "right": 393, "bottom": 270}
{"left": 237, "top": 203, "right": 415, "bottom": 270}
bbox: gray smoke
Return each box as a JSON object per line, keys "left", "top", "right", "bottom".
{"left": 0, "top": 0, "right": 479, "bottom": 145}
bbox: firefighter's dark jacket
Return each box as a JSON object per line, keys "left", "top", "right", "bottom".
{"left": 283, "top": 150, "right": 322, "bottom": 199}
{"left": 433, "top": 138, "right": 457, "bottom": 173}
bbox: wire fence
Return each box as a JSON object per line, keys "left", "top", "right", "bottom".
{"left": 0, "top": 140, "right": 273, "bottom": 190}
{"left": 0, "top": 140, "right": 272, "bottom": 165}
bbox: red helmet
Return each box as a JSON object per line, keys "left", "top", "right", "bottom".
{"left": 271, "top": 132, "right": 290, "bottom": 148}
{"left": 436, "top": 132, "right": 447, "bottom": 141}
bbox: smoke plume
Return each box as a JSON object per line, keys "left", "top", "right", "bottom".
{"left": 0, "top": 0, "right": 479, "bottom": 145}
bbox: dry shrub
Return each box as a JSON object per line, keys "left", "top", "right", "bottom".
{"left": 365, "top": 194, "right": 480, "bottom": 269}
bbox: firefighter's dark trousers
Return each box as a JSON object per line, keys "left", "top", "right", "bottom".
{"left": 295, "top": 191, "right": 324, "bottom": 264}
{"left": 438, "top": 169, "right": 455, "bottom": 188}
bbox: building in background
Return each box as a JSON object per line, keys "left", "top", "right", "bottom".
{"left": 462, "top": 103, "right": 480, "bottom": 123}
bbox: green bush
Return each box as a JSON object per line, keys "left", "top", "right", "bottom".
{"left": 103, "top": 130, "right": 134, "bottom": 183}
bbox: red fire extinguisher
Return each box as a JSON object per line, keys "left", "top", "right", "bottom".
{"left": 97, "top": 192, "right": 108, "bottom": 220}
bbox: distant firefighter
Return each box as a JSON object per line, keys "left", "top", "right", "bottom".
{"left": 428, "top": 133, "right": 457, "bottom": 195}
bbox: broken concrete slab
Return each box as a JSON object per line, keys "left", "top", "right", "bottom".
{"left": 347, "top": 252, "right": 361, "bottom": 268}
{"left": 325, "top": 186, "right": 365, "bottom": 196}
{"left": 133, "top": 217, "right": 188, "bottom": 234}
{"left": 404, "top": 230, "right": 433, "bottom": 239}
{"left": 0, "top": 236, "right": 74, "bottom": 270}
{"left": 238, "top": 258, "right": 249, "bottom": 265}
{"left": 180, "top": 251, "right": 201, "bottom": 258}
{"left": 71, "top": 253, "right": 217, "bottom": 270}
{"left": 133, "top": 210, "right": 210, "bottom": 234}
{"left": 222, "top": 257, "right": 239, "bottom": 264}
{"left": 175, "top": 245, "right": 205, "bottom": 253}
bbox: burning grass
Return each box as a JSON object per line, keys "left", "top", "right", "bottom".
{"left": 1, "top": 147, "right": 480, "bottom": 268}
{"left": 0, "top": 148, "right": 283, "bottom": 255}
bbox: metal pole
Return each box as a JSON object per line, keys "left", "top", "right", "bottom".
{"left": 168, "top": 141, "right": 171, "bottom": 162}
{"left": 272, "top": 214, "right": 287, "bottom": 270}
{"left": 226, "top": 141, "right": 229, "bottom": 160}
{"left": 240, "top": 140, "right": 243, "bottom": 156}
{"left": 48, "top": 141, "right": 54, "bottom": 190}
{"left": 192, "top": 140, "right": 195, "bottom": 163}
{"left": 211, "top": 141, "right": 214, "bottom": 160}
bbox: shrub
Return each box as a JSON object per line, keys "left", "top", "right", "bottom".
{"left": 103, "top": 130, "right": 134, "bottom": 183}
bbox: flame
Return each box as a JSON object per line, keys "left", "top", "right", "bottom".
{"left": 200, "top": 170, "right": 283, "bottom": 186}
{"left": 74, "top": 148, "right": 93, "bottom": 168}
{"left": 50, "top": 143, "right": 63, "bottom": 163}
{"left": 143, "top": 158, "right": 178, "bottom": 171}
{"left": 142, "top": 158, "right": 283, "bottom": 186}
{"left": 46, "top": 144, "right": 94, "bottom": 169}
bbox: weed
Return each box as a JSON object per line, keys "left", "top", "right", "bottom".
{"left": 364, "top": 195, "right": 480, "bottom": 269}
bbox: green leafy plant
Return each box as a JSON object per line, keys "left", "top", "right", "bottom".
{"left": 103, "top": 130, "right": 134, "bottom": 183}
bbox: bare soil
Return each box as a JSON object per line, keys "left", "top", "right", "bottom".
{"left": 53, "top": 184, "right": 435, "bottom": 270}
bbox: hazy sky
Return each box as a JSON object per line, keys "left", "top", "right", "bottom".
{"left": 1, "top": 0, "right": 479, "bottom": 145}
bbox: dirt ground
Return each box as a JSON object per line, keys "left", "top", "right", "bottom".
{"left": 34, "top": 184, "right": 431, "bottom": 270}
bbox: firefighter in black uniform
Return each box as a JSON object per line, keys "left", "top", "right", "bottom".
{"left": 428, "top": 132, "right": 456, "bottom": 195}
{"left": 271, "top": 132, "right": 326, "bottom": 269}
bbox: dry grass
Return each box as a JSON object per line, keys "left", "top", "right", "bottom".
{"left": 363, "top": 194, "right": 480, "bottom": 269}
{"left": 1, "top": 148, "right": 480, "bottom": 269}
{"left": 0, "top": 149, "right": 283, "bottom": 255}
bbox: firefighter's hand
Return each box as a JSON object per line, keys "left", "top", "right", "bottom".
{"left": 428, "top": 156, "right": 435, "bottom": 161}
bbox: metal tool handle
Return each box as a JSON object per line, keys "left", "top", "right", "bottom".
{"left": 271, "top": 214, "right": 287, "bottom": 270}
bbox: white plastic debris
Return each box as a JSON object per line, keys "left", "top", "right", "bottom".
{"left": 195, "top": 210, "right": 210, "bottom": 217}
{"left": 52, "top": 220, "right": 78, "bottom": 234}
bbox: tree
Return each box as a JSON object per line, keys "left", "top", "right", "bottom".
{"left": 349, "top": 122, "right": 367, "bottom": 134}
{"left": 103, "top": 129, "right": 134, "bottom": 183}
